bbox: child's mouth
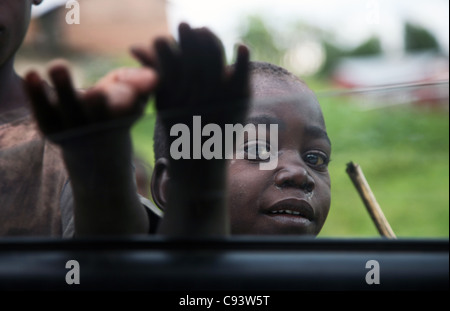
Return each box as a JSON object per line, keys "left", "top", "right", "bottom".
{"left": 268, "top": 209, "right": 304, "bottom": 216}
{"left": 264, "top": 198, "right": 314, "bottom": 225}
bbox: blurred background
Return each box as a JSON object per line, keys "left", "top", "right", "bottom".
{"left": 17, "top": 0, "right": 449, "bottom": 238}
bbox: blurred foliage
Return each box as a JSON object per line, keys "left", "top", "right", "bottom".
{"left": 347, "top": 36, "right": 382, "bottom": 57}
{"left": 405, "top": 22, "right": 441, "bottom": 53}
{"left": 317, "top": 36, "right": 383, "bottom": 77}
{"left": 237, "top": 14, "right": 385, "bottom": 79}
{"left": 317, "top": 41, "right": 344, "bottom": 79}
{"left": 315, "top": 36, "right": 383, "bottom": 77}
{"left": 237, "top": 15, "right": 285, "bottom": 66}
{"left": 237, "top": 14, "right": 444, "bottom": 80}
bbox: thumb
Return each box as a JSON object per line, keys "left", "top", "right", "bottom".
{"left": 114, "top": 67, "right": 159, "bottom": 96}
{"left": 95, "top": 67, "right": 159, "bottom": 96}
{"left": 90, "top": 68, "right": 157, "bottom": 116}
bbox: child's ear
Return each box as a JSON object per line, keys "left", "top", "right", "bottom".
{"left": 151, "top": 158, "right": 170, "bottom": 210}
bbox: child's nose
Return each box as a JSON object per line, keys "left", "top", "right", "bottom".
{"left": 274, "top": 153, "right": 315, "bottom": 193}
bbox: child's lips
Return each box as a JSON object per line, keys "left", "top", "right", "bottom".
{"left": 264, "top": 198, "right": 315, "bottom": 223}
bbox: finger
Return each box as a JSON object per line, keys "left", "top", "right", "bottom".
{"left": 155, "top": 28, "right": 184, "bottom": 67}
{"left": 196, "top": 27, "right": 226, "bottom": 73}
{"left": 113, "top": 67, "right": 158, "bottom": 114}
{"left": 178, "top": 23, "right": 201, "bottom": 75}
{"left": 130, "top": 45, "right": 157, "bottom": 68}
{"left": 153, "top": 37, "right": 182, "bottom": 108}
{"left": 178, "top": 22, "right": 196, "bottom": 54}
{"left": 154, "top": 37, "right": 180, "bottom": 78}
{"left": 192, "top": 27, "right": 226, "bottom": 104}
{"left": 227, "top": 44, "right": 250, "bottom": 100}
{"left": 48, "top": 62, "right": 87, "bottom": 127}
{"left": 177, "top": 23, "right": 208, "bottom": 107}
{"left": 114, "top": 67, "right": 159, "bottom": 96}
{"left": 94, "top": 67, "right": 157, "bottom": 115}
{"left": 24, "top": 71, "right": 63, "bottom": 134}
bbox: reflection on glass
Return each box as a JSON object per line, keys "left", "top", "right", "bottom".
{"left": 2, "top": 0, "right": 448, "bottom": 239}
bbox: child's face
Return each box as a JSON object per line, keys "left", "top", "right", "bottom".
{"left": 226, "top": 74, "right": 331, "bottom": 235}
{"left": 0, "top": 0, "right": 35, "bottom": 67}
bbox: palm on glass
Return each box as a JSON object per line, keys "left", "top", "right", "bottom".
{"left": 133, "top": 23, "right": 250, "bottom": 133}
{"left": 132, "top": 23, "right": 251, "bottom": 236}
{"left": 24, "top": 63, "right": 157, "bottom": 143}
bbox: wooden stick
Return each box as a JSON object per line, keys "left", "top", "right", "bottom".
{"left": 346, "top": 162, "right": 397, "bottom": 239}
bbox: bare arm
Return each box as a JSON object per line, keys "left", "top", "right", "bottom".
{"left": 24, "top": 63, "right": 158, "bottom": 236}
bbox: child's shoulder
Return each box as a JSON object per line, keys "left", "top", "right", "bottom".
{"left": 0, "top": 107, "right": 32, "bottom": 129}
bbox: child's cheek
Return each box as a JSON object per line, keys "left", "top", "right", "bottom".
{"left": 226, "top": 159, "right": 253, "bottom": 186}
{"left": 226, "top": 158, "right": 246, "bottom": 171}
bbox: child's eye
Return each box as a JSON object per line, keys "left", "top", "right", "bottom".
{"left": 304, "top": 152, "right": 329, "bottom": 169}
{"left": 244, "top": 141, "right": 272, "bottom": 161}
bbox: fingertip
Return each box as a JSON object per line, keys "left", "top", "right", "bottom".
{"left": 130, "top": 45, "right": 157, "bottom": 68}
{"left": 178, "top": 22, "right": 191, "bottom": 33}
{"left": 154, "top": 37, "right": 169, "bottom": 50}
{"left": 140, "top": 67, "right": 159, "bottom": 81}
{"left": 198, "top": 26, "right": 214, "bottom": 37}
{"left": 117, "top": 67, "right": 159, "bottom": 94}
{"left": 130, "top": 48, "right": 144, "bottom": 63}
{"left": 153, "top": 37, "right": 179, "bottom": 63}
{"left": 46, "top": 61, "right": 77, "bottom": 93}
{"left": 130, "top": 44, "right": 145, "bottom": 52}
{"left": 130, "top": 45, "right": 141, "bottom": 57}
{"left": 142, "top": 68, "right": 159, "bottom": 92}
{"left": 47, "top": 59, "right": 70, "bottom": 75}
{"left": 178, "top": 22, "right": 195, "bottom": 43}
{"left": 23, "top": 71, "right": 47, "bottom": 100}
{"left": 130, "top": 44, "right": 148, "bottom": 57}
{"left": 237, "top": 44, "right": 250, "bottom": 62}
{"left": 234, "top": 44, "right": 250, "bottom": 78}
{"left": 24, "top": 70, "right": 41, "bottom": 85}
{"left": 48, "top": 63, "right": 71, "bottom": 84}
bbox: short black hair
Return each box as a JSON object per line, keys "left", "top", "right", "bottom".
{"left": 248, "top": 61, "right": 305, "bottom": 83}
{"left": 153, "top": 61, "right": 306, "bottom": 161}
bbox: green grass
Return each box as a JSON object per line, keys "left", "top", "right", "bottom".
{"left": 131, "top": 102, "right": 157, "bottom": 167}
{"left": 317, "top": 94, "right": 449, "bottom": 238}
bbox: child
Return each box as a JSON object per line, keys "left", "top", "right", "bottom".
{"left": 134, "top": 23, "right": 332, "bottom": 236}
{"left": 0, "top": 0, "right": 64, "bottom": 236}
{"left": 1, "top": 0, "right": 161, "bottom": 237}
{"left": 224, "top": 61, "right": 332, "bottom": 235}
